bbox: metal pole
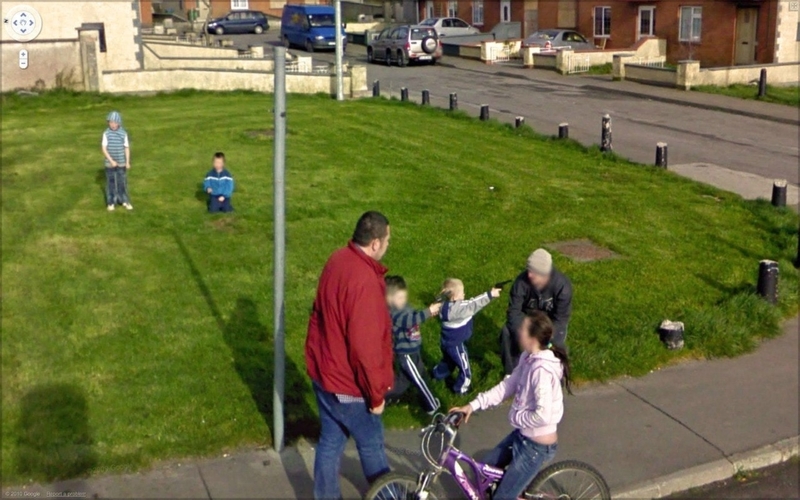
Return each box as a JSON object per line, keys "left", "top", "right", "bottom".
{"left": 400, "top": 87, "right": 408, "bottom": 101}
{"left": 515, "top": 116, "right": 525, "bottom": 128}
{"left": 655, "top": 142, "right": 668, "bottom": 169}
{"left": 480, "top": 105, "right": 489, "bottom": 121}
{"left": 334, "top": 0, "right": 344, "bottom": 101}
{"left": 558, "top": 123, "right": 569, "bottom": 139}
{"left": 421, "top": 89, "right": 430, "bottom": 105}
{"left": 272, "top": 46, "right": 287, "bottom": 453}
{"left": 771, "top": 179, "right": 787, "bottom": 207}
{"left": 372, "top": 80, "right": 380, "bottom": 97}
{"left": 449, "top": 92, "right": 458, "bottom": 111}
{"left": 757, "top": 68, "right": 767, "bottom": 98}
{"left": 601, "top": 113, "right": 613, "bottom": 152}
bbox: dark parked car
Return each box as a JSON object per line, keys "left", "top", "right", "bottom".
{"left": 206, "top": 10, "right": 268, "bottom": 35}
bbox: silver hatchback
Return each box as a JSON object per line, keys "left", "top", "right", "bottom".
{"left": 368, "top": 25, "right": 442, "bottom": 66}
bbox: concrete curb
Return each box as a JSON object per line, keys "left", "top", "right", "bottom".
{"left": 614, "top": 436, "right": 799, "bottom": 499}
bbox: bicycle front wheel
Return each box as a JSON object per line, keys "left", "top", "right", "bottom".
{"left": 525, "top": 460, "right": 611, "bottom": 500}
{"left": 365, "top": 473, "right": 443, "bottom": 500}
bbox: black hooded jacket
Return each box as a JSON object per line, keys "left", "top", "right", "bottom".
{"left": 506, "top": 269, "right": 573, "bottom": 342}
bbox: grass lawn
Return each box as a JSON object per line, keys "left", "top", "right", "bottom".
{"left": 2, "top": 90, "right": 798, "bottom": 484}
{"left": 693, "top": 83, "right": 800, "bottom": 107}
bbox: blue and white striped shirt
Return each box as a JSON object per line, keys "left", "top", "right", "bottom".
{"left": 102, "top": 128, "right": 129, "bottom": 167}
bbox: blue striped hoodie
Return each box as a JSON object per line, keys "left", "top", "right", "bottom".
{"left": 203, "top": 168, "right": 234, "bottom": 198}
{"left": 391, "top": 305, "right": 432, "bottom": 354}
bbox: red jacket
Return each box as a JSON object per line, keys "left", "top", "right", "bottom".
{"left": 305, "top": 241, "right": 394, "bottom": 408}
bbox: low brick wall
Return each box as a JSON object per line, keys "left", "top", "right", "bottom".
{"left": 695, "top": 62, "right": 800, "bottom": 87}
{"left": 143, "top": 39, "right": 241, "bottom": 59}
{"left": 624, "top": 65, "right": 677, "bottom": 87}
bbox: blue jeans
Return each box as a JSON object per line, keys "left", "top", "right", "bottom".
{"left": 483, "top": 430, "right": 557, "bottom": 500}
{"left": 105, "top": 167, "right": 130, "bottom": 205}
{"left": 313, "top": 383, "right": 390, "bottom": 500}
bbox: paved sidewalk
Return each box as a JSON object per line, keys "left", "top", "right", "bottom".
{"left": 7, "top": 317, "right": 797, "bottom": 499}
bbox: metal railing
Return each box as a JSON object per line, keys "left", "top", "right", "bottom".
{"left": 628, "top": 56, "right": 667, "bottom": 68}
{"left": 565, "top": 53, "right": 591, "bottom": 74}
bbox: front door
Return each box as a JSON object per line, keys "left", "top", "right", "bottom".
{"left": 734, "top": 7, "right": 758, "bottom": 65}
{"left": 637, "top": 6, "right": 655, "bottom": 39}
{"left": 500, "top": 0, "right": 511, "bottom": 22}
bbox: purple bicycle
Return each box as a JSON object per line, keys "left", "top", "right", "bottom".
{"left": 365, "top": 412, "right": 610, "bottom": 500}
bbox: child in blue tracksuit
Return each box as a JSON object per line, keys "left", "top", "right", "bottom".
{"left": 384, "top": 276, "right": 442, "bottom": 414}
{"left": 432, "top": 278, "right": 502, "bottom": 394}
{"left": 203, "top": 152, "right": 234, "bottom": 213}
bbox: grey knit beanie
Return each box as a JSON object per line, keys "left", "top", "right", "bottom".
{"left": 107, "top": 110, "right": 122, "bottom": 125}
{"left": 526, "top": 249, "right": 552, "bottom": 276}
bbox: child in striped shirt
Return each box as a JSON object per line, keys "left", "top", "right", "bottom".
{"left": 384, "top": 276, "right": 442, "bottom": 414}
{"left": 101, "top": 111, "right": 132, "bottom": 211}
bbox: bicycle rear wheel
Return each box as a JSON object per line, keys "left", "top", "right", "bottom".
{"left": 525, "top": 460, "right": 611, "bottom": 500}
{"left": 364, "top": 472, "right": 443, "bottom": 500}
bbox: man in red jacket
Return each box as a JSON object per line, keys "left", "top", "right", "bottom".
{"left": 306, "top": 211, "right": 394, "bottom": 499}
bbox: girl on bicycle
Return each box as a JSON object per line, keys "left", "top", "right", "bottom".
{"left": 451, "top": 311, "right": 571, "bottom": 500}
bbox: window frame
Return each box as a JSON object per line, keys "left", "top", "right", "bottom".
{"left": 230, "top": 0, "right": 249, "bottom": 11}
{"left": 679, "top": 6, "right": 702, "bottom": 43}
{"left": 447, "top": 0, "right": 458, "bottom": 18}
{"left": 472, "top": 0, "right": 484, "bottom": 26}
{"left": 593, "top": 6, "right": 611, "bottom": 38}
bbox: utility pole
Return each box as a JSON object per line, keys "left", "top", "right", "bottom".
{"left": 334, "top": 0, "right": 344, "bottom": 101}
{"left": 272, "top": 46, "right": 287, "bottom": 453}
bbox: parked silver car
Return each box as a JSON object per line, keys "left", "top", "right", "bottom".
{"left": 419, "top": 17, "right": 480, "bottom": 37}
{"left": 522, "top": 30, "right": 595, "bottom": 51}
{"left": 368, "top": 25, "right": 442, "bottom": 66}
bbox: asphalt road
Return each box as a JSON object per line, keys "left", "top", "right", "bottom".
{"left": 668, "top": 459, "right": 800, "bottom": 499}
{"left": 221, "top": 31, "right": 800, "bottom": 183}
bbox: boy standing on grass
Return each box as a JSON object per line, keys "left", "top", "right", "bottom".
{"left": 384, "top": 276, "right": 442, "bottom": 415}
{"left": 203, "top": 152, "right": 234, "bottom": 213}
{"left": 101, "top": 111, "right": 132, "bottom": 211}
{"left": 433, "top": 278, "right": 502, "bottom": 394}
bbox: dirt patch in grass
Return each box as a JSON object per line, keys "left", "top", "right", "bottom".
{"left": 244, "top": 129, "right": 274, "bottom": 140}
{"left": 547, "top": 239, "right": 619, "bottom": 262}
{"left": 207, "top": 217, "right": 237, "bottom": 232}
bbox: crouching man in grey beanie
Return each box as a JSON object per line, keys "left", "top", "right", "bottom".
{"left": 500, "top": 249, "right": 573, "bottom": 375}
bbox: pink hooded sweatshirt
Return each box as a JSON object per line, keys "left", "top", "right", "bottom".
{"left": 469, "top": 350, "right": 564, "bottom": 439}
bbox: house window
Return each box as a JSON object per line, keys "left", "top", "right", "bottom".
{"left": 231, "top": 0, "right": 248, "bottom": 10}
{"left": 500, "top": 0, "right": 511, "bottom": 22}
{"left": 448, "top": 1, "right": 458, "bottom": 17}
{"left": 472, "top": 0, "right": 484, "bottom": 25}
{"left": 679, "top": 6, "right": 702, "bottom": 42}
{"left": 593, "top": 6, "right": 611, "bottom": 37}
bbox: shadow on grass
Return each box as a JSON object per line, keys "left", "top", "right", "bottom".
{"left": 173, "top": 232, "right": 317, "bottom": 498}
{"left": 95, "top": 168, "right": 106, "bottom": 200}
{"left": 15, "top": 383, "right": 98, "bottom": 482}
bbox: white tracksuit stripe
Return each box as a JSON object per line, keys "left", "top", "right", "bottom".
{"left": 403, "top": 355, "right": 438, "bottom": 409}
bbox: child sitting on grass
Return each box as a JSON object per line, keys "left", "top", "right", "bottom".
{"left": 432, "top": 278, "right": 501, "bottom": 394}
{"left": 203, "top": 152, "right": 234, "bottom": 213}
{"left": 101, "top": 111, "right": 132, "bottom": 211}
{"left": 385, "top": 276, "right": 442, "bottom": 414}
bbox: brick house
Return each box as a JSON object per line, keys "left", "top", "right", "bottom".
{"left": 417, "top": 0, "right": 532, "bottom": 33}
{"left": 535, "top": 0, "right": 799, "bottom": 67}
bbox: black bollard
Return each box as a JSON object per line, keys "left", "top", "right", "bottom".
{"left": 449, "top": 93, "right": 458, "bottom": 111}
{"left": 515, "top": 116, "right": 525, "bottom": 128}
{"left": 422, "top": 89, "right": 430, "bottom": 105}
{"left": 601, "top": 113, "right": 613, "bottom": 152}
{"left": 796, "top": 228, "right": 800, "bottom": 268}
{"left": 655, "top": 142, "right": 668, "bottom": 169}
{"left": 758, "top": 68, "right": 767, "bottom": 98}
{"left": 756, "top": 260, "right": 779, "bottom": 305}
{"left": 558, "top": 123, "right": 569, "bottom": 139}
{"left": 771, "top": 179, "right": 787, "bottom": 207}
{"left": 400, "top": 87, "right": 408, "bottom": 101}
{"left": 480, "top": 105, "right": 490, "bottom": 121}
{"left": 372, "top": 80, "right": 380, "bottom": 97}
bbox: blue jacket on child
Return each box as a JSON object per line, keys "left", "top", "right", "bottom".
{"left": 203, "top": 168, "right": 234, "bottom": 198}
